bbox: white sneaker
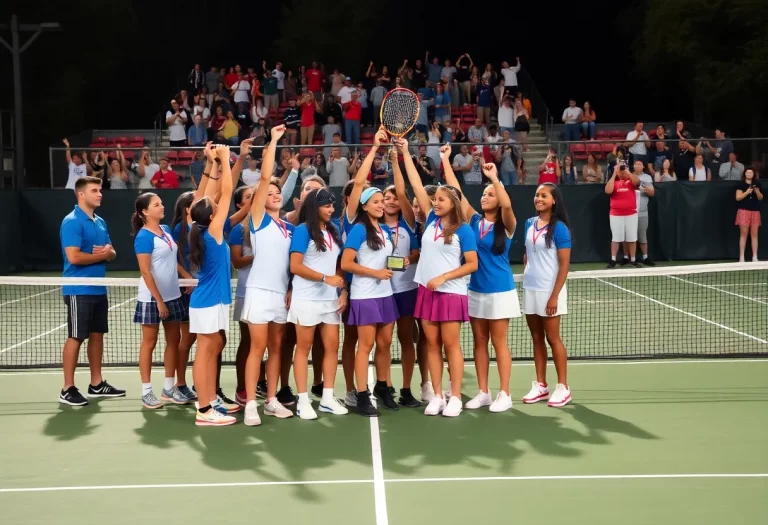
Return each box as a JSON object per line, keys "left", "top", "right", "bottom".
{"left": 420, "top": 382, "right": 435, "bottom": 403}
{"left": 344, "top": 390, "right": 357, "bottom": 407}
{"left": 244, "top": 400, "right": 261, "bottom": 426}
{"left": 489, "top": 391, "right": 513, "bottom": 413}
{"left": 547, "top": 384, "right": 572, "bottom": 408}
{"left": 464, "top": 390, "right": 492, "bottom": 410}
{"left": 264, "top": 399, "right": 293, "bottom": 419}
{"left": 195, "top": 409, "right": 236, "bottom": 427}
{"left": 297, "top": 398, "right": 318, "bottom": 420}
{"left": 424, "top": 395, "right": 446, "bottom": 416}
{"left": 522, "top": 381, "right": 550, "bottom": 404}
{"left": 442, "top": 396, "right": 463, "bottom": 417}
{"left": 319, "top": 396, "right": 349, "bottom": 415}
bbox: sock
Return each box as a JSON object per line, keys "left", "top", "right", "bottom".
{"left": 630, "top": 256, "right": 636, "bottom": 262}
{"left": 539, "top": 382, "right": 548, "bottom": 388}
{"left": 163, "top": 377, "right": 174, "bottom": 391}
{"left": 142, "top": 383, "right": 152, "bottom": 396}
{"left": 643, "top": 254, "right": 648, "bottom": 260}
{"left": 297, "top": 392, "right": 310, "bottom": 404}
{"left": 623, "top": 255, "right": 629, "bottom": 260}
{"left": 401, "top": 387, "right": 412, "bottom": 394}
{"left": 198, "top": 404, "right": 211, "bottom": 413}
{"left": 375, "top": 380, "right": 387, "bottom": 391}
{"left": 267, "top": 397, "right": 277, "bottom": 404}
{"left": 611, "top": 255, "right": 616, "bottom": 261}
{"left": 321, "top": 388, "right": 335, "bottom": 402}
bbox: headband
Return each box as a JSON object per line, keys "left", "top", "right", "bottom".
{"left": 360, "top": 187, "right": 383, "bottom": 204}
{"left": 315, "top": 188, "right": 336, "bottom": 206}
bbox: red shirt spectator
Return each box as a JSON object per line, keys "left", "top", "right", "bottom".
{"left": 301, "top": 101, "right": 316, "bottom": 127}
{"left": 342, "top": 100, "right": 362, "bottom": 121}
{"left": 538, "top": 159, "right": 559, "bottom": 185}
{"left": 609, "top": 177, "right": 637, "bottom": 216}
{"left": 151, "top": 168, "right": 180, "bottom": 189}
{"left": 224, "top": 72, "right": 238, "bottom": 90}
{"left": 305, "top": 68, "right": 323, "bottom": 92}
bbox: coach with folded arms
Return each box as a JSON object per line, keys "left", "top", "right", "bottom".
{"left": 58, "top": 176, "right": 126, "bottom": 406}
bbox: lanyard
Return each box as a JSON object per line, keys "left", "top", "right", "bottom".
{"left": 433, "top": 218, "right": 444, "bottom": 242}
{"left": 160, "top": 231, "right": 174, "bottom": 250}
{"left": 387, "top": 221, "right": 400, "bottom": 255}
{"left": 532, "top": 221, "right": 548, "bottom": 251}
{"left": 322, "top": 230, "right": 333, "bottom": 251}
{"left": 479, "top": 218, "right": 493, "bottom": 240}
{"left": 274, "top": 217, "right": 289, "bottom": 238}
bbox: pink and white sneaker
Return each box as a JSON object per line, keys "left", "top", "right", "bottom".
{"left": 547, "top": 384, "right": 572, "bottom": 408}
{"left": 522, "top": 381, "right": 550, "bottom": 404}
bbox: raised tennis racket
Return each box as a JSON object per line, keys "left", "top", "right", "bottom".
{"left": 379, "top": 88, "right": 420, "bottom": 156}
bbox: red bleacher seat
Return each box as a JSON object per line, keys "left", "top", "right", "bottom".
{"left": 121, "top": 150, "right": 136, "bottom": 160}
{"left": 450, "top": 108, "right": 460, "bottom": 118}
{"left": 92, "top": 136, "right": 107, "bottom": 145}
{"left": 602, "top": 143, "right": 615, "bottom": 155}
{"left": 130, "top": 135, "right": 144, "bottom": 144}
{"left": 312, "top": 138, "right": 323, "bottom": 145}
{"left": 569, "top": 143, "right": 588, "bottom": 160}
{"left": 114, "top": 136, "right": 129, "bottom": 146}
{"left": 460, "top": 105, "right": 475, "bottom": 115}
{"left": 176, "top": 150, "right": 194, "bottom": 166}
{"left": 279, "top": 101, "right": 289, "bottom": 109}
{"left": 585, "top": 143, "right": 603, "bottom": 159}
{"left": 648, "top": 130, "right": 658, "bottom": 139}
{"left": 165, "top": 151, "right": 179, "bottom": 162}
{"left": 610, "top": 130, "right": 626, "bottom": 140}
{"left": 299, "top": 148, "right": 316, "bottom": 158}
{"left": 595, "top": 131, "right": 611, "bottom": 140}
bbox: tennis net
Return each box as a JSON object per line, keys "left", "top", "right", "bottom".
{"left": 1, "top": 262, "right": 766, "bottom": 369}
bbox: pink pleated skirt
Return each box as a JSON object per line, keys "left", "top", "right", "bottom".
{"left": 414, "top": 285, "right": 469, "bottom": 323}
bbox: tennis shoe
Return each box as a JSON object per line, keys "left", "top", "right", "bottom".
{"left": 442, "top": 396, "right": 463, "bottom": 417}
{"left": 398, "top": 388, "right": 421, "bottom": 408}
{"left": 196, "top": 408, "right": 236, "bottom": 427}
{"left": 87, "top": 380, "right": 126, "bottom": 398}
{"left": 264, "top": 399, "right": 293, "bottom": 419}
{"left": 547, "top": 384, "right": 572, "bottom": 408}
{"left": 297, "top": 398, "right": 318, "bottom": 420}
{"left": 244, "top": 400, "right": 261, "bottom": 426}
{"left": 373, "top": 384, "right": 399, "bottom": 410}
{"left": 310, "top": 383, "right": 324, "bottom": 398}
{"left": 161, "top": 387, "right": 189, "bottom": 404}
{"left": 176, "top": 385, "right": 196, "bottom": 401}
{"left": 464, "top": 390, "right": 492, "bottom": 409}
{"left": 277, "top": 386, "right": 296, "bottom": 406}
{"left": 235, "top": 390, "right": 247, "bottom": 407}
{"left": 522, "top": 381, "right": 550, "bottom": 404}
{"left": 356, "top": 390, "right": 379, "bottom": 417}
{"left": 489, "top": 391, "right": 513, "bottom": 413}
{"left": 142, "top": 392, "right": 164, "bottom": 410}
{"left": 344, "top": 390, "right": 358, "bottom": 407}
{"left": 420, "top": 382, "right": 435, "bottom": 403}
{"left": 59, "top": 386, "right": 88, "bottom": 406}
{"left": 424, "top": 395, "right": 446, "bottom": 416}
{"left": 215, "top": 395, "right": 240, "bottom": 414}
{"left": 256, "top": 381, "right": 268, "bottom": 399}
{"left": 319, "top": 396, "right": 349, "bottom": 415}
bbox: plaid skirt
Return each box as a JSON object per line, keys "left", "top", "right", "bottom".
{"left": 133, "top": 297, "right": 187, "bottom": 325}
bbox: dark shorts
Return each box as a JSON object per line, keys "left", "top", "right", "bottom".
{"left": 64, "top": 295, "right": 109, "bottom": 340}
{"left": 133, "top": 297, "right": 187, "bottom": 325}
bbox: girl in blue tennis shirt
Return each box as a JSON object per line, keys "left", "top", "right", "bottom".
{"left": 440, "top": 152, "right": 520, "bottom": 413}
{"left": 188, "top": 143, "right": 237, "bottom": 427}
{"left": 398, "top": 139, "right": 479, "bottom": 418}
{"left": 288, "top": 188, "right": 349, "bottom": 420}
{"left": 522, "top": 182, "right": 572, "bottom": 408}
{"left": 132, "top": 192, "right": 187, "bottom": 410}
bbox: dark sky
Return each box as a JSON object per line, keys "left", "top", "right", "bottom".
{"left": 0, "top": 0, "right": 698, "bottom": 185}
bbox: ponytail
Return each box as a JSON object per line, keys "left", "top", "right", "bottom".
{"left": 131, "top": 192, "right": 158, "bottom": 236}
{"left": 130, "top": 212, "right": 144, "bottom": 236}
{"left": 188, "top": 222, "right": 205, "bottom": 272}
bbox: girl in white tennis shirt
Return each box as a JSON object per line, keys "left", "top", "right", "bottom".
{"left": 240, "top": 126, "right": 297, "bottom": 425}
{"left": 288, "top": 187, "right": 349, "bottom": 420}
{"left": 522, "top": 183, "right": 573, "bottom": 408}
{"left": 397, "top": 139, "right": 479, "bottom": 418}
{"left": 132, "top": 192, "right": 188, "bottom": 410}
{"left": 439, "top": 150, "right": 519, "bottom": 413}
{"left": 188, "top": 143, "right": 237, "bottom": 426}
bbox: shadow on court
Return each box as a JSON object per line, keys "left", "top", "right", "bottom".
{"left": 43, "top": 402, "right": 103, "bottom": 441}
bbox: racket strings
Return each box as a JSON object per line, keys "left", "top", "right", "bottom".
{"left": 380, "top": 90, "right": 420, "bottom": 138}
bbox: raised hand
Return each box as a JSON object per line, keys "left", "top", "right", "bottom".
{"left": 62, "top": 138, "right": 70, "bottom": 147}
{"left": 204, "top": 141, "right": 217, "bottom": 162}
{"left": 394, "top": 137, "right": 409, "bottom": 154}
{"left": 239, "top": 138, "right": 254, "bottom": 156}
{"left": 482, "top": 162, "right": 498, "bottom": 179}
{"left": 271, "top": 124, "right": 287, "bottom": 143}
{"left": 215, "top": 144, "right": 231, "bottom": 160}
{"left": 374, "top": 126, "right": 388, "bottom": 147}
{"left": 439, "top": 143, "right": 451, "bottom": 161}
{"left": 291, "top": 153, "right": 300, "bottom": 170}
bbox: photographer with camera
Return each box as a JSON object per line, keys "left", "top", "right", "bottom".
{"left": 605, "top": 157, "right": 641, "bottom": 268}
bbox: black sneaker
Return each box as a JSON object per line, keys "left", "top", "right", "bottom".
{"left": 87, "top": 381, "right": 126, "bottom": 398}
{"left": 310, "top": 383, "right": 323, "bottom": 398}
{"left": 277, "top": 386, "right": 296, "bottom": 406}
{"left": 216, "top": 388, "right": 236, "bottom": 406}
{"left": 373, "top": 384, "right": 399, "bottom": 410}
{"left": 620, "top": 258, "right": 629, "bottom": 267}
{"left": 389, "top": 386, "right": 396, "bottom": 396}
{"left": 642, "top": 258, "right": 656, "bottom": 266}
{"left": 398, "top": 388, "right": 421, "bottom": 408}
{"left": 256, "top": 381, "right": 267, "bottom": 399}
{"left": 356, "top": 390, "right": 379, "bottom": 417}
{"left": 607, "top": 260, "right": 617, "bottom": 268}
{"left": 59, "top": 386, "right": 88, "bottom": 406}
{"left": 631, "top": 261, "right": 642, "bottom": 268}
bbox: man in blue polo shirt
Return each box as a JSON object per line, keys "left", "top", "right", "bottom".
{"left": 59, "top": 176, "right": 125, "bottom": 406}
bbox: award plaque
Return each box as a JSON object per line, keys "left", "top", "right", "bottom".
{"left": 387, "top": 256, "right": 405, "bottom": 271}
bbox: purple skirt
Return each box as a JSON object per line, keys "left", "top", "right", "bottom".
{"left": 414, "top": 285, "right": 469, "bottom": 323}
{"left": 347, "top": 296, "right": 399, "bottom": 326}
{"left": 393, "top": 288, "right": 418, "bottom": 318}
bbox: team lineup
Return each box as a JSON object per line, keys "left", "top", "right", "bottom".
{"left": 58, "top": 124, "right": 573, "bottom": 427}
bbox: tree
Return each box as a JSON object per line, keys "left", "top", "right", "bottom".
{"left": 634, "top": 0, "right": 768, "bottom": 154}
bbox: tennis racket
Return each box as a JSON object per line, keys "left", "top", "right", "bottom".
{"left": 379, "top": 88, "right": 420, "bottom": 157}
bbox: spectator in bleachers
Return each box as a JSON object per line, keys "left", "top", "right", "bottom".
{"left": 647, "top": 140, "right": 673, "bottom": 177}
{"left": 688, "top": 154, "right": 711, "bottom": 182}
{"left": 250, "top": 98, "right": 268, "bottom": 123}
{"left": 235, "top": 103, "right": 252, "bottom": 140}
{"left": 272, "top": 62, "right": 286, "bottom": 102}
{"left": 370, "top": 79, "right": 387, "bottom": 130}
{"left": 448, "top": 78, "right": 460, "bottom": 109}
{"left": 624, "top": 121, "right": 651, "bottom": 167}
{"left": 337, "top": 77, "right": 356, "bottom": 105}
{"left": 582, "top": 153, "right": 603, "bottom": 183}
{"left": 329, "top": 68, "right": 345, "bottom": 95}
{"left": 501, "top": 57, "right": 521, "bottom": 97}
{"left": 230, "top": 73, "right": 251, "bottom": 109}
{"left": 62, "top": 138, "right": 89, "bottom": 189}
{"left": 327, "top": 146, "right": 351, "bottom": 187}
{"left": 486, "top": 124, "right": 501, "bottom": 148}
{"left": 166, "top": 99, "right": 188, "bottom": 147}
{"left": 654, "top": 158, "right": 676, "bottom": 182}
{"left": 413, "top": 145, "right": 436, "bottom": 185}
{"left": 736, "top": 168, "right": 763, "bottom": 263}
{"left": 299, "top": 92, "right": 321, "bottom": 145}
{"left": 674, "top": 120, "right": 691, "bottom": 140}
{"left": 193, "top": 98, "right": 211, "bottom": 127}
{"left": 453, "top": 144, "right": 472, "bottom": 174}
{"left": 224, "top": 66, "right": 238, "bottom": 90}
{"left": 674, "top": 139, "right": 696, "bottom": 178}
{"left": 187, "top": 114, "right": 208, "bottom": 147}
{"left": 634, "top": 160, "right": 656, "bottom": 266}
{"left": 205, "top": 66, "right": 220, "bottom": 95}
{"left": 322, "top": 119, "right": 342, "bottom": 157}
{"left": 240, "top": 155, "right": 261, "bottom": 186}
{"left": 699, "top": 128, "right": 733, "bottom": 177}
{"left": 178, "top": 90, "right": 193, "bottom": 114}
{"left": 468, "top": 118, "right": 488, "bottom": 144}
{"left": 560, "top": 155, "right": 577, "bottom": 185}
{"left": 654, "top": 124, "right": 671, "bottom": 144}
{"left": 369, "top": 155, "right": 389, "bottom": 188}
{"left": 305, "top": 61, "right": 324, "bottom": 101}
{"left": 426, "top": 53, "right": 442, "bottom": 86}
{"left": 476, "top": 79, "right": 492, "bottom": 126}
{"left": 378, "top": 65, "right": 392, "bottom": 88}
{"left": 441, "top": 59, "right": 456, "bottom": 84}
{"left": 249, "top": 117, "right": 267, "bottom": 146}
{"left": 397, "top": 59, "right": 411, "bottom": 89}
{"left": 189, "top": 150, "right": 205, "bottom": 189}
{"left": 150, "top": 158, "right": 180, "bottom": 189}
{"left": 262, "top": 70, "right": 279, "bottom": 111}
{"left": 222, "top": 110, "right": 241, "bottom": 146}
{"left": 209, "top": 106, "right": 226, "bottom": 142}
{"left": 561, "top": 98, "right": 583, "bottom": 142}
{"left": 455, "top": 54, "right": 473, "bottom": 105}
{"left": 107, "top": 146, "right": 130, "bottom": 190}
{"left": 189, "top": 64, "right": 204, "bottom": 94}
{"left": 462, "top": 146, "right": 485, "bottom": 185}
{"left": 606, "top": 145, "right": 627, "bottom": 179}
{"left": 342, "top": 91, "right": 363, "bottom": 146}
{"left": 283, "top": 97, "right": 301, "bottom": 145}
{"left": 285, "top": 70, "right": 298, "bottom": 101}
{"left": 136, "top": 149, "right": 159, "bottom": 190}
{"left": 494, "top": 79, "right": 505, "bottom": 113}
{"left": 514, "top": 99, "right": 530, "bottom": 152}
{"left": 412, "top": 58, "right": 426, "bottom": 90}
{"left": 481, "top": 62, "right": 497, "bottom": 85}
{"left": 581, "top": 102, "right": 597, "bottom": 140}
{"left": 606, "top": 159, "right": 640, "bottom": 268}
{"left": 323, "top": 94, "right": 342, "bottom": 125}
{"left": 87, "top": 151, "right": 107, "bottom": 184}
{"left": 433, "top": 83, "right": 451, "bottom": 124}
{"left": 300, "top": 153, "right": 330, "bottom": 184}
{"left": 538, "top": 149, "right": 561, "bottom": 185}
{"left": 495, "top": 138, "right": 520, "bottom": 186}
{"left": 356, "top": 81, "right": 370, "bottom": 126}
{"left": 469, "top": 66, "right": 480, "bottom": 103}
{"left": 720, "top": 152, "right": 745, "bottom": 181}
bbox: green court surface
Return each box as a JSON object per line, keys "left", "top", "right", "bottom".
{"left": 0, "top": 359, "right": 766, "bottom": 524}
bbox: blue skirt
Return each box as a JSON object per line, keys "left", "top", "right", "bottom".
{"left": 347, "top": 296, "right": 399, "bottom": 326}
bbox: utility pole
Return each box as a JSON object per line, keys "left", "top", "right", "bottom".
{"left": 0, "top": 15, "right": 61, "bottom": 189}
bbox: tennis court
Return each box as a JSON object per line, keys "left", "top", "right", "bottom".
{"left": 0, "top": 262, "right": 766, "bottom": 523}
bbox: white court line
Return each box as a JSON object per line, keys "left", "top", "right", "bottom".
{"left": 668, "top": 275, "right": 768, "bottom": 306}
{"left": 595, "top": 278, "right": 768, "bottom": 345}
{"left": 714, "top": 283, "right": 768, "bottom": 287}
{"left": 368, "top": 361, "right": 389, "bottom": 525}
{"left": 1, "top": 473, "right": 766, "bottom": 494}
{"left": 0, "top": 297, "right": 137, "bottom": 356}
{"left": 1, "top": 358, "right": 767, "bottom": 376}
{"left": 0, "top": 287, "right": 59, "bottom": 308}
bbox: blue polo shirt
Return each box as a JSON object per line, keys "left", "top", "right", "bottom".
{"left": 60, "top": 205, "right": 111, "bottom": 296}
